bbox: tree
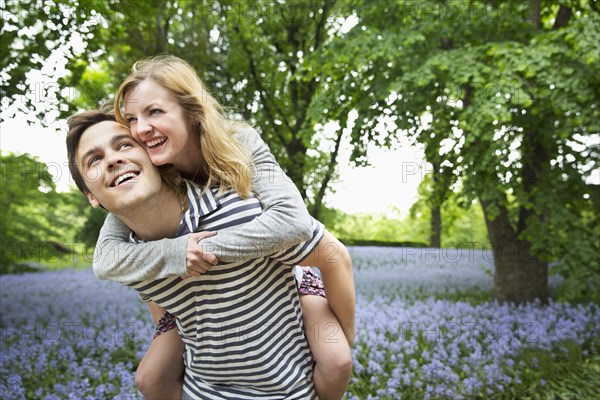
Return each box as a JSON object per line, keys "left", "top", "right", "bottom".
{"left": 212, "top": 0, "right": 370, "bottom": 217}
{"left": 408, "top": 175, "right": 489, "bottom": 249}
{"left": 3, "top": 1, "right": 375, "bottom": 220}
{"left": 0, "top": 0, "right": 111, "bottom": 123}
{"left": 343, "top": 0, "right": 599, "bottom": 303}
{"left": 0, "top": 153, "right": 77, "bottom": 271}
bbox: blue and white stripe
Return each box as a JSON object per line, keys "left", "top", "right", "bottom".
{"left": 128, "top": 181, "right": 323, "bottom": 399}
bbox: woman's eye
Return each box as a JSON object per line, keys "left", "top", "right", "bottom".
{"left": 149, "top": 109, "right": 162, "bottom": 115}
{"left": 126, "top": 117, "right": 137, "bottom": 124}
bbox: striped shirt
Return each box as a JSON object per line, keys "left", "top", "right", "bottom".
{"left": 127, "top": 181, "right": 323, "bottom": 399}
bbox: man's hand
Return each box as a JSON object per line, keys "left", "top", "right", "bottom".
{"left": 186, "top": 231, "right": 219, "bottom": 277}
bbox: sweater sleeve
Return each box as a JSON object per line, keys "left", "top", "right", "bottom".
{"left": 199, "top": 127, "right": 314, "bottom": 262}
{"left": 92, "top": 212, "right": 188, "bottom": 283}
{"left": 268, "top": 217, "right": 325, "bottom": 266}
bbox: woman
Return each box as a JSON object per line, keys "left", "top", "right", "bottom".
{"left": 94, "top": 55, "right": 355, "bottom": 399}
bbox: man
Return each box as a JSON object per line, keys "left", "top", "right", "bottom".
{"left": 66, "top": 111, "right": 335, "bottom": 399}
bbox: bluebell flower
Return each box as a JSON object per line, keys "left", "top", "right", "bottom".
{"left": 2, "top": 249, "right": 598, "bottom": 399}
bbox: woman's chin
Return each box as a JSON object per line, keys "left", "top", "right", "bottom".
{"left": 149, "top": 154, "right": 169, "bottom": 167}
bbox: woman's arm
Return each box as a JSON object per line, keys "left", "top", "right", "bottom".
{"left": 94, "top": 127, "right": 312, "bottom": 281}
{"left": 93, "top": 214, "right": 218, "bottom": 282}
{"left": 92, "top": 213, "right": 188, "bottom": 282}
{"left": 197, "top": 127, "right": 313, "bottom": 263}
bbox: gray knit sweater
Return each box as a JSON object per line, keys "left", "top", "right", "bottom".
{"left": 92, "top": 127, "right": 313, "bottom": 283}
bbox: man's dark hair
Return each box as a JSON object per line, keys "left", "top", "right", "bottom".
{"left": 66, "top": 110, "right": 117, "bottom": 193}
{"left": 66, "top": 110, "right": 187, "bottom": 199}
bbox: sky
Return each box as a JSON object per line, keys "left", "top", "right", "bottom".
{"left": 0, "top": 9, "right": 428, "bottom": 217}
{"left": 0, "top": 114, "right": 425, "bottom": 216}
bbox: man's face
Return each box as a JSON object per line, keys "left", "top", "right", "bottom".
{"left": 76, "top": 120, "right": 163, "bottom": 213}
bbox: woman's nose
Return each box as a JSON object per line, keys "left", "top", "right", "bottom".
{"left": 135, "top": 117, "right": 152, "bottom": 138}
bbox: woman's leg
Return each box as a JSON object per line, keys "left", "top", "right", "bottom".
{"left": 136, "top": 303, "right": 185, "bottom": 399}
{"left": 299, "top": 231, "right": 355, "bottom": 345}
{"left": 301, "top": 294, "right": 352, "bottom": 400}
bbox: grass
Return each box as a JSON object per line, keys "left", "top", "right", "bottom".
{"left": 2, "top": 251, "right": 598, "bottom": 399}
{"left": 503, "top": 342, "right": 600, "bottom": 400}
{"left": 1, "top": 253, "right": 92, "bottom": 274}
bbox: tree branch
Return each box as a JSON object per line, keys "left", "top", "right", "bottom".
{"left": 552, "top": 6, "right": 572, "bottom": 30}
{"left": 234, "top": 27, "right": 291, "bottom": 149}
{"left": 312, "top": 116, "right": 346, "bottom": 216}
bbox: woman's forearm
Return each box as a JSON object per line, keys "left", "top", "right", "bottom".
{"left": 93, "top": 213, "right": 188, "bottom": 282}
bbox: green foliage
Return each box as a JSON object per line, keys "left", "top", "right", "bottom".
{"left": 339, "top": 0, "right": 600, "bottom": 302}
{"left": 1, "top": 152, "right": 57, "bottom": 270}
{"left": 321, "top": 192, "right": 489, "bottom": 249}
{"left": 408, "top": 175, "right": 490, "bottom": 248}
{"left": 2, "top": 1, "right": 598, "bottom": 301}
{"left": 324, "top": 207, "right": 408, "bottom": 244}
{"left": 2, "top": 0, "right": 372, "bottom": 216}
{"left": 1, "top": 0, "right": 107, "bottom": 123}
{"left": 546, "top": 205, "right": 600, "bottom": 303}
{"left": 77, "top": 206, "right": 108, "bottom": 247}
{"left": 0, "top": 152, "right": 90, "bottom": 272}
{"left": 504, "top": 343, "right": 600, "bottom": 399}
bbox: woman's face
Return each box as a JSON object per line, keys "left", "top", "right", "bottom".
{"left": 123, "top": 79, "right": 201, "bottom": 173}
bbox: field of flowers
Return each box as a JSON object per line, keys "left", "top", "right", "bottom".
{"left": 1, "top": 246, "right": 599, "bottom": 399}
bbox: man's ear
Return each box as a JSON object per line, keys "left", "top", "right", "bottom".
{"left": 84, "top": 191, "right": 101, "bottom": 208}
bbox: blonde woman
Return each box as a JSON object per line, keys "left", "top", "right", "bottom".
{"left": 93, "top": 55, "right": 355, "bottom": 399}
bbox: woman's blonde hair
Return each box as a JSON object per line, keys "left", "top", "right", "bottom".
{"left": 114, "top": 55, "right": 253, "bottom": 197}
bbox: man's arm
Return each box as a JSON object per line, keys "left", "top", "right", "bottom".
{"left": 196, "top": 127, "right": 313, "bottom": 263}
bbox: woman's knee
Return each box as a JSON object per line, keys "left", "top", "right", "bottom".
{"left": 318, "top": 348, "right": 353, "bottom": 381}
{"left": 134, "top": 364, "right": 151, "bottom": 394}
{"left": 135, "top": 359, "right": 170, "bottom": 396}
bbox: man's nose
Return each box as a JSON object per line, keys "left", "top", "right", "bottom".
{"left": 105, "top": 151, "right": 126, "bottom": 170}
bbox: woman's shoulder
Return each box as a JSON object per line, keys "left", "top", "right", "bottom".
{"left": 231, "top": 124, "right": 260, "bottom": 143}
{"left": 231, "top": 124, "right": 266, "bottom": 153}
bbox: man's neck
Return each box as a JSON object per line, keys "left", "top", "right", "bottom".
{"left": 116, "top": 188, "right": 184, "bottom": 241}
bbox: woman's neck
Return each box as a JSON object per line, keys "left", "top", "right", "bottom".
{"left": 173, "top": 153, "right": 208, "bottom": 184}
{"left": 175, "top": 144, "right": 206, "bottom": 184}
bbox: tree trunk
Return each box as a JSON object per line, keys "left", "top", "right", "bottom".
{"left": 155, "top": 4, "right": 169, "bottom": 54}
{"left": 430, "top": 206, "right": 441, "bottom": 248}
{"left": 430, "top": 160, "right": 442, "bottom": 248}
{"left": 286, "top": 137, "right": 308, "bottom": 201}
{"left": 311, "top": 124, "right": 345, "bottom": 220}
{"left": 481, "top": 200, "right": 548, "bottom": 304}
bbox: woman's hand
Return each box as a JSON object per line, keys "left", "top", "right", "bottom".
{"left": 186, "top": 231, "right": 219, "bottom": 276}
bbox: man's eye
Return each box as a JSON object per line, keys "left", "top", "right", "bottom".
{"left": 88, "top": 156, "right": 100, "bottom": 166}
{"left": 119, "top": 142, "right": 132, "bottom": 150}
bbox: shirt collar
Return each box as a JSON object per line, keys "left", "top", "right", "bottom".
{"left": 176, "top": 180, "right": 218, "bottom": 236}
{"left": 129, "top": 180, "right": 218, "bottom": 243}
